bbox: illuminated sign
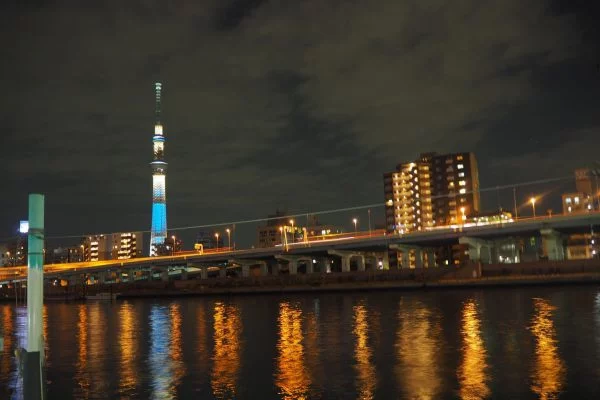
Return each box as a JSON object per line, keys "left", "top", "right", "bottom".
{"left": 19, "top": 220, "right": 29, "bottom": 234}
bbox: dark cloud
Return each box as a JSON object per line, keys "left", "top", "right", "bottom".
{"left": 215, "top": 0, "right": 266, "bottom": 31}
{"left": 1, "top": 0, "right": 599, "bottom": 247}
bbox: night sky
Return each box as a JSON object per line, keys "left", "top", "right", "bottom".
{"left": 1, "top": 1, "right": 599, "bottom": 247}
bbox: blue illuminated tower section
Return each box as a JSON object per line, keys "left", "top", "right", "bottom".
{"left": 149, "top": 82, "right": 167, "bottom": 255}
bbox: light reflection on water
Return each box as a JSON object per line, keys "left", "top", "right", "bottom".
{"left": 119, "top": 302, "right": 138, "bottom": 396}
{"left": 211, "top": 302, "right": 242, "bottom": 399}
{"left": 0, "top": 288, "right": 599, "bottom": 399}
{"left": 75, "top": 304, "right": 89, "bottom": 398}
{"left": 353, "top": 303, "right": 376, "bottom": 400}
{"left": 458, "top": 299, "right": 490, "bottom": 400}
{"left": 395, "top": 300, "right": 442, "bottom": 399}
{"left": 276, "top": 302, "right": 311, "bottom": 400}
{"left": 148, "top": 303, "right": 185, "bottom": 400}
{"left": 88, "top": 302, "right": 107, "bottom": 396}
{"left": 529, "top": 298, "right": 566, "bottom": 399}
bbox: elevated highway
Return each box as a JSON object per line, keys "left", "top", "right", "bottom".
{"left": 1, "top": 211, "right": 599, "bottom": 283}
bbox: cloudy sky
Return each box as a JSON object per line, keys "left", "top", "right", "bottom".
{"left": 1, "top": 0, "right": 599, "bottom": 246}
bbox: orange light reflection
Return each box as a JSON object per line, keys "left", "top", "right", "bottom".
{"left": 353, "top": 304, "right": 376, "bottom": 400}
{"left": 458, "top": 299, "right": 490, "bottom": 400}
{"left": 396, "top": 302, "right": 442, "bottom": 399}
{"left": 529, "top": 298, "right": 565, "bottom": 399}
{"left": 211, "top": 302, "right": 242, "bottom": 399}
{"left": 276, "top": 302, "right": 311, "bottom": 400}
{"left": 119, "top": 302, "right": 138, "bottom": 395}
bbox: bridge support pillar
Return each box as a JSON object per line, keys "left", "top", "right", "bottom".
{"left": 289, "top": 260, "right": 298, "bottom": 275}
{"left": 382, "top": 251, "right": 390, "bottom": 270}
{"left": 161, "top": 270, "right": 169, "bottom": 282}
{"left": 541, "top": 229, "right": 565, "bottom": 261}
{"left": 276, "top": 256, "right": 312, "bottom": 275}
{"left": 306, "top": 260, "right": 315, "bottom": 274}
{"left": 318, "top": 258, "right": 330, "bottom": 273}
{"left": 180, "top": 268, "right": 188, "bottom": 280}
{"left": 328, "top": 250, "right": 366, "bottom": 272}
{"left": 219, "top": 267, "right": 227, "bottom": 278}
{"left": 459, "top": 237, "right": 494, "bottom": 263}
{"left": 390, "top": 244, "right": 426, "bottom": 269}
{"left": 229, "top": 259, "right": 268, "bottom": 277}
{"left": 241, "top": 265, "right": 250, "bottom": 277}
{"left": 200, "top": 266, "right": 208, "bottom": 280}
{"left": 356, "top": 255, "right": 365, "bottom": 272}
{"left": 425, "top": 249, "right": 436, "bottom": 268}
{"left": 414, "top": 250, "right": 423, "bottom": 269}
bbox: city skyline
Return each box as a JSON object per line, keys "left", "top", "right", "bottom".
{"left": 1, "top": 1, "right": 599, "bottom": 247}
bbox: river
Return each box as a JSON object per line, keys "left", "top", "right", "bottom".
{"left": 1, "top": 285, "right": 600, "bottom": 399}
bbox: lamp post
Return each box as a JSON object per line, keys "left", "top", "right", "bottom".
{"left": 214, "top": 233, "right": 219, "bottom": 251}
{"left": 171, "top": 235, "right": 176, "bottom": 256}
{"left": 530, "top": 197, "right": 536, "bottom": 219}
{"left": 353, "top": 218, "right": 358, "bottom": 233}
{"left": 460, "top": 207, "right": 466, "bottom": 227}
{"left": 289, "top": 219, "right": 294, "bottom": 243}
{"left": 226, "top": 228, "right": 231, "bottom": 250}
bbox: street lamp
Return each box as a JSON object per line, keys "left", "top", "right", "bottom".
{"left": 214, "top": 233, "right": 219, "bottom": 251}
{"left": 289, "top": 219, "right": 295, "bottom": 243}
{"left": 353, "top": 218, "right": 358, "bottom": 233}
{"left": 530, "top": 197, "right": 537, "bottom": 219}
{"left": 171, "top": 235, "right": 176, "bottom": 256}
{"left": 226, "top": 228, "right": 231, "bottom": 250}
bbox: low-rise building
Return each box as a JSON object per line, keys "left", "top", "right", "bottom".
{"left": 83, "top": 232, "right": 144, "bottom": 261}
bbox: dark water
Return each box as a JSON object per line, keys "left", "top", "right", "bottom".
{"left": 2, "top": 286, "right": 600, "bottom": 399}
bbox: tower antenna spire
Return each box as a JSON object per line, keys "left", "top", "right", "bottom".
{"left": 154, "top": 82, "right": 162, "bottom": 124}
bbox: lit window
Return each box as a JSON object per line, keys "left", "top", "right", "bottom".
{"left": 458, "top": 172, "right": 465, "bottom": 178}
{"left": 459, "top": 188, "right": 466, "bottom": 194}
{"left": 457, "top": 155, "right": 463, "bottom": 161}
{"left": 459, "top": 180, "right": 466, "bottom": 186}
{"left": 457, "top": 164, "right": 464, "bottom": 169}
{"left": 568, "top": 206, "right": 572, "bottom": 213}
{"left": 565, "top": 198, "right": 572, "bottom": 204}
{"left": 574, "top": 197, "right": 580, "bottom": 204}
{"left": 448, "top": 182, "right": 455, "bottom": 188}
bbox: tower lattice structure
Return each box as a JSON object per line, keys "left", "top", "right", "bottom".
{"left": 149, "top": 82, "right": 167, "bottom": 255}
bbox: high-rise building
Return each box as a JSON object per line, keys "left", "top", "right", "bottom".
{"left": 150, "top": 82, "right": 168, "bottom": 256}
{"left": 384, "top": 152, "right": 480, "bottom": 234}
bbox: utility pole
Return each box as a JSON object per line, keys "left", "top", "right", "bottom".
{"left": 513, "top": 187, "right": 518, "bottom": 219}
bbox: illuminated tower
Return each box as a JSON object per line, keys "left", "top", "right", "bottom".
{"left": 149, "top": 82, "right": 167, "bottom": 255}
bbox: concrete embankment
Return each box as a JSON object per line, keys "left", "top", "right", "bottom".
{"left": 113, "top": 272, "right": 600, "bottom": 298}
{"left": 1, "top": 260, "right": 600, "bottom": 301}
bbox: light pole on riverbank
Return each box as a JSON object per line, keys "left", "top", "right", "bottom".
{"left": 530, "top": 197, "right": 537, "bottom": 219}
